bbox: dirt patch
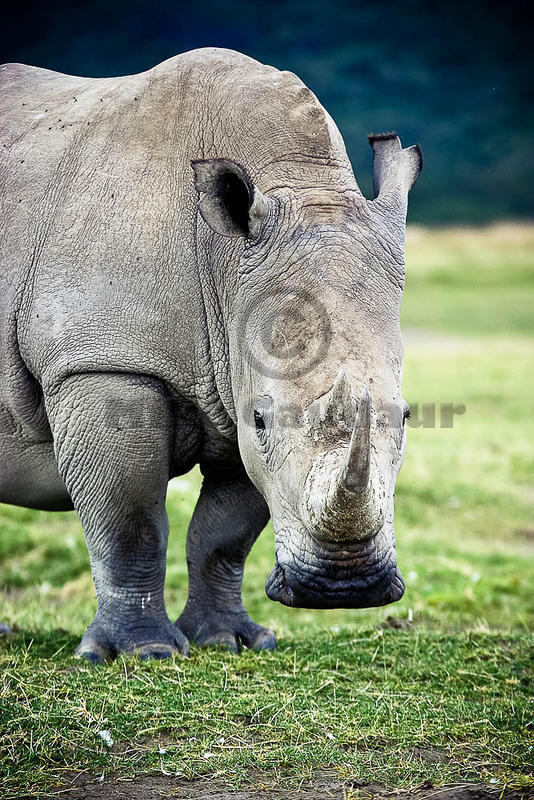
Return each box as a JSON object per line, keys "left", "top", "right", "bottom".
{"left": 379, "top": 616, "right": 413, "bottom": 631}
{"left": 515, "top": 528, "right": 534, "bottom": 541}
{"left": 33, "top": 773, "right": 530, "bottom": 800}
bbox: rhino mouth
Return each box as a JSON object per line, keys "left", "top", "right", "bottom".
{"left": 265, "top": 561, "right": 296, "bottom": 606}
{"left": 265, "top": 557, "right": 405, "bottom": 610}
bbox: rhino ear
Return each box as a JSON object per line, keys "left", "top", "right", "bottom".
{"left": 191, "top": 158, "right": 271, "bottom": 238}
{"left": 368, "top": 133, "right": 422, "bottom": 221}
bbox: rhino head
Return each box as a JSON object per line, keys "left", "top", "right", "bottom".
{"left": 192, "top": 133, "right": 421, "bottom": 610}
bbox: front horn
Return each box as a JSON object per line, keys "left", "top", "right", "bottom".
{"left": 303, "top": 385, "right": 384, "bottom": 542}
{"left": 342, "top": 385, "right": 371, "bottom": 494}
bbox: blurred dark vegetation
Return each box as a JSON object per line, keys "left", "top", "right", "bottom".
{"left": 2, "top": 0, "right": 532, "bottom": 223}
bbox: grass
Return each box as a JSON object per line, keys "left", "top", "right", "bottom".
{"left": 402, "top": 224, "right": 534, "bottom": 336}
{"left": 1, "top": 224, "right": 533, "bottom": 797}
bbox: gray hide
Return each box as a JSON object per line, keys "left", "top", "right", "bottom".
{"left": 0, "top": 48, "right": 421, "bottom": 661}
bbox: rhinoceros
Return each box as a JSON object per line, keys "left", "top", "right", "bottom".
{"left": 0, "top": 48, "right": 421, "bottom": 661}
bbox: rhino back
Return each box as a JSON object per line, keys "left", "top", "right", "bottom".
{"left": 0, "top": 49, "right": 355, "bottom": 436}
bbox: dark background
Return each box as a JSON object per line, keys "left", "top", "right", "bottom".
{"left": 2, "top": 0, "right": 532, "bottom": 223}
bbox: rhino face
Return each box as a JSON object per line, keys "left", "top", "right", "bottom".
{"left": 252, "top": 385, "right": 408, "bottom": 609}
{"left": 192, "top": 134, "right": 421, "bottom": 610}
{"left": 234, "top": 282, "right": 409, "bottom": 611}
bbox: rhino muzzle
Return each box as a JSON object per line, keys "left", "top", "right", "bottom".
{"left": 265, "top": 527, "right": 405, "bottom": 610}
{"left": 265, "top": 558, "right": 405, "bottom": 609}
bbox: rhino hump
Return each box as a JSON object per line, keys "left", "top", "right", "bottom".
{"left": 0, "top": 48, "right": 359, "bottom": 438}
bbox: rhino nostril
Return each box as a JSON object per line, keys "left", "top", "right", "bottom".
{"left": 265, "top": 562, "right": 296, "bottom": 607}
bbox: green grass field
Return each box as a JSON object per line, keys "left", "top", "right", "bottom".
{"left": 1, "top": 225, "right": 533, "bottom": 798}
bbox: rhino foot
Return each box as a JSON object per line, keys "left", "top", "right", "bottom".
{"left": 76, "top": 615, "right": 190, "bottom": 664}
{"left": 175, "top": 608, "right": 276, "bottom": 654}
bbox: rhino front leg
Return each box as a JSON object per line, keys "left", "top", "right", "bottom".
{"left": 176, "top": 464, "right": 276, "bottom": 652}
{"left": 46, "top": 373, "right": 189, "bottom": 663}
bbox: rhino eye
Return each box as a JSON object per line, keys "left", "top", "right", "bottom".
{"left": 254, "top": 410, "right": 266, "bottom": 433}
{"left": 253, "top": 396, "right": 273, "bottom": 447}
{"left": 403, "top": 406, "right": 411, "bottom": 423}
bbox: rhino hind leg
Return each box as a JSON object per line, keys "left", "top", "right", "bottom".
{"left": 176, "top": 465, "right": 276, "bottom": 653}
{"left": 45, "top": 372, "right": 189, "bottom": 663}
{"left": 0, "top": 406, "right": 73, "bottom": 511}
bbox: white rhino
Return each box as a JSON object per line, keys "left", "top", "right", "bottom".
{"left": 0, "top": 48, "right": 421, "bottom": 661}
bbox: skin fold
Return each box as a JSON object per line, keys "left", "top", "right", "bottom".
{"left": 0, "top": 48, "right": 421, "bottom": 661}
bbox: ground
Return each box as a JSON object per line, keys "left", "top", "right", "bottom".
{"left": 1, "top": 225, "right": 533, "bottom": 799}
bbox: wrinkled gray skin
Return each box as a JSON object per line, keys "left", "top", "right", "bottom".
{"left": 0, "top": 48, "right": 421, "bottom": 661}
